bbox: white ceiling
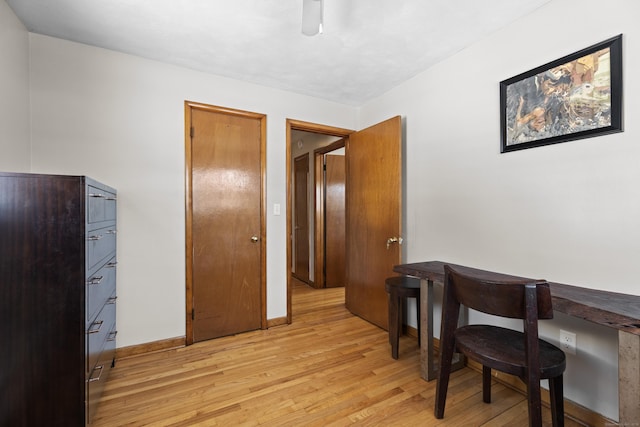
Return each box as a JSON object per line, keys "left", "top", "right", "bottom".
{"left": 7, "top": 0, "right": 550, "bottom": 106}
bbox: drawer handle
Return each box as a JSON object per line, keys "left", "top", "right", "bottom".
{"left": 89, "top": 193, "right": 106, "bottom": 199}
{"left": 106, "top": 229, "right": 117, "bottom": 235}
{"left": 88, "top": 365, "right": 104, "bottom": 382}
{"left": 105, "top": 196, "right": 117, "bottom": 201}
{"left": 88, "top": 234, "right": 103, "bottom": 241}
{"left": 107, "top": 296, "right": 117, "bottom": 304}
{"left": 106, "top": 261, "right": 118, "bottom": 268}
{"left": 107, "top": 330, "right": 118, "bottom": 341}
{"left": 87, "top": 320, "right": 104, "bottom": 334}
{"left": 86, "top": 276, "right": 103, "bottom": 285}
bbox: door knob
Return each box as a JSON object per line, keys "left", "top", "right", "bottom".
{"left": 251, "top": 236, "right": 259, "bottom": 243}
{"left": 386, "top": 236, "right": 403, "bottom": 250}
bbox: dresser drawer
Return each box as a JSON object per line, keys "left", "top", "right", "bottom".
{"left": 86, "top": 257, "right": 117, "bottom": 325}
{"left": 87, "top": 298, "right": 116, "bottom": 372}
{"left": 87, "top": 186, "right": 117, "bottom": 224}
{"left": 87, "top": 338, "right": 115, "bottom": 424}
{"left": 87, "top": 225, "right": 117, "bottom": 273}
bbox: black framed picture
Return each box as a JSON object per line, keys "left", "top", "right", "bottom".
{"left": 500, "top": 34, "right": 623, "bottom": 153}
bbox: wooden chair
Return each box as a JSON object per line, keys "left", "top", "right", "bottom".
{"left": 385, "top": 276, "right": 420, "bottom": 359}
{"left": 435, "top": 265, "right": 566, "bottom": 427}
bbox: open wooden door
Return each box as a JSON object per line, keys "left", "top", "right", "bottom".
{"left": 345, "top": 116, "right": 402, "bottom": 330}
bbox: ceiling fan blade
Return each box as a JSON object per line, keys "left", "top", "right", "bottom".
{"left": 302, "top": 0, "right": 323, "bottom": 36}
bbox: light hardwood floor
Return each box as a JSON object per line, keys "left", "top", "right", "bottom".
{"left": 92, "top": 281, "right": 584, "bottom": 426}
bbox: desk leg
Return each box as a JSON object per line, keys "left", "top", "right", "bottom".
{"left": 420, "top": 279, "right": 435, "bottom": 381}
{"left": 619, "top": 331, "right": 640, "bottom": 424}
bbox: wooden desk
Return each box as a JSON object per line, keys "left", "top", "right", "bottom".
{"left": 394, "top": 261, "right": 640, "bottom": 424}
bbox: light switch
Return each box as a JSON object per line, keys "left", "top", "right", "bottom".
{"left": 273, "top": 203, "right": 281, "bottom": 216}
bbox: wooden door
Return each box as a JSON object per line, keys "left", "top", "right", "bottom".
{"left": 324, "top": 154, "right": 346, "bottom": 288}
{"left": 345, "top": 116, "right": 402, "bottom": 330}
{"left": 293, "top": 154, "right": 310, "bottom": 282}
{"left": 186, "top": 103, "right": 265, "bottom": 343}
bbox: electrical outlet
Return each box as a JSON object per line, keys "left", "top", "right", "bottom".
{"left": 559, "top": 329, "right": 576, "bottom": 355}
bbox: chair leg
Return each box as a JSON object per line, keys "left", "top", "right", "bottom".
{"left": 388, "top": 292, "right": 400, "bottom": 359}
{"left": 526, "top": 375, "right": 543, "bottom": 427}
{"left": 434, "top": 322, "right": 458, "bottom": 418}
{"left": 434, "top": 343, "right": 455, "bottom": 418}
{"left": 549, "top": 376, "right": 564, "bottom": 427}
{"left": 434, "top": 283, "right": 460, "bottom": 420}
{"left": 482, "top": 366, "right": 492, "bottom": 403}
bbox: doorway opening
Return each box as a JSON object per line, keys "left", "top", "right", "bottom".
{"left": 286, "top": 119, "right": 353, "bottom": 323}
{"left": 292, "top": 133, "right": 347, "bottom": 288}
{"left": 314, "top": 139, "right": 347, "bottom": 289}
{"left": 286, "top": 117, "right": 403, "bottom": 329}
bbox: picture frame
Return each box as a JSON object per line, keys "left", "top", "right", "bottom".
{"left": 500, "top": 34, "right": 623, "bottom": 153}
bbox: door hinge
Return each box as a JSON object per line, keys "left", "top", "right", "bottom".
{"left": 191, "top": 308, "right": 195, "bottom": 320}
{"left": 190, "top": 126, "right": 195, "bottom": 138}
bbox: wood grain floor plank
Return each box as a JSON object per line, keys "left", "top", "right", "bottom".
{"left": 92, "top": 281, "right": 584, "bottom": 426}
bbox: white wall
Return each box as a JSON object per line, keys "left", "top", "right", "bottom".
{"left": 0, "top": 0, "right": 30, "bottom": 171}
{"left": 359, "top": 0, "right": 639, "bottom": 420}
{"left": 28, "top": 33, "right": 357, "bottom": 348}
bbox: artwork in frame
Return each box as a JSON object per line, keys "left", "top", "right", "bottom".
{"left": 500, "top": 34, "right": 623, "bottom": 153}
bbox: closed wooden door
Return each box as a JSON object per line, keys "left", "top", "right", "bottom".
{"left": 293, "top": 154, "right": 310, "bottom": 282}
{"left": 324, "top": 154, "right": 346, "bottom": 288}
{"left": 186, "top": 102, "right": 265, "bottom": 343}
{"left": 345, "top": 116, "right": 402, "bottom": 330}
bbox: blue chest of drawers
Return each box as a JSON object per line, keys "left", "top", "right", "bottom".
{"left": 0, "top": 172, "right": 117, "bottom": 426}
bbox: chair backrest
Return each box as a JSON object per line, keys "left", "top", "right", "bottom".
{"left": 444, "top": 265, "right": 554, "bottom": 320}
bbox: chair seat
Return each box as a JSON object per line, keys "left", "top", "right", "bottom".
{"left": 455, "top": 325, "right": 566, "bottom": 379}
{"left": 385, "top": 276, "right": 420, "bottom": 296}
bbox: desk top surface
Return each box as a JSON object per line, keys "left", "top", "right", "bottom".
{"left": 394, "top": 261, "right": 640, "bottom": 336}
